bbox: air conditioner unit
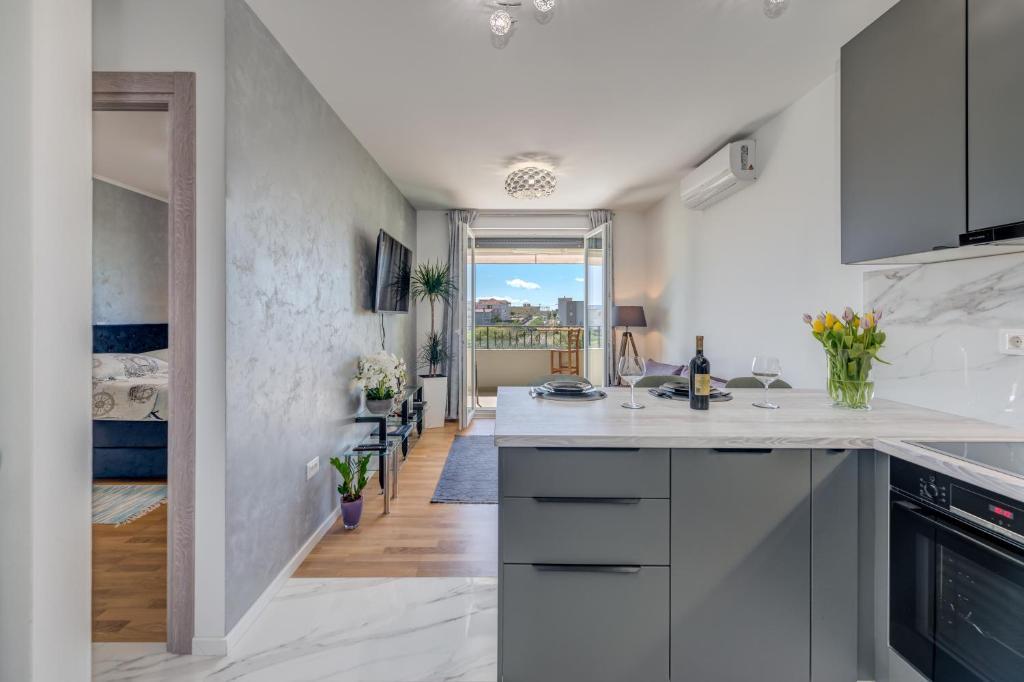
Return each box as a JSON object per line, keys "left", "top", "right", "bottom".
{"left": 679, "top": 139, "right": 757, "bottom": 210}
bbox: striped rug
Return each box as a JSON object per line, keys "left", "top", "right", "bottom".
{"left": 92, "top": 484, "right": 167, "bottom": 526}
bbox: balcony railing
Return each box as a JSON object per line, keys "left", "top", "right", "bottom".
{"left": 473, "top": 325, "right": 602, "bottom": 349}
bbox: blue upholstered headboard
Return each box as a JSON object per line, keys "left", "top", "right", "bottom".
{"left": 92, "top": 324, "right": 169, "bottom": 354}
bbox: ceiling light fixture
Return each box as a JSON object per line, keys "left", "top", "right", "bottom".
{"left": 763, "top": 0, "right": 788, "bottom": 19}
{"left": 488, "top": 0, "right": 555, "bottom": 40}
{"left": 489, "top": 9, "right": 514, "bottom": 36}
{"left": 505, "top": 167, "right": 557, "bottom": 199}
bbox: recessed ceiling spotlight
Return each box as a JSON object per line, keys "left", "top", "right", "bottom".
{"left": 490, "top": 9, "right": 514, "bottom": 36}
{"left": 534, "top": 0, "right": 556, "bottom": 12}
{"left": 764, "top": 0, "right": 788, "bottom": 19}
{"left": 505, "top": 167, "right": 557, "bottom": 199}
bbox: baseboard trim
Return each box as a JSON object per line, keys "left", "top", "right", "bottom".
{"left": 191, "top": 506, "right": 340, "bottom": 656}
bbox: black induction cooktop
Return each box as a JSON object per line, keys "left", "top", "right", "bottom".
{"left": 909, "top": 441, "right": 1024, "bottom": 479}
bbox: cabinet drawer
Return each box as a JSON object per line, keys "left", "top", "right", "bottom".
{"left": 502, "top": 497, "right": 669, "bottom": 565}
{"left": 500, "top": 447, "right": 669, "bottom": 498}
{"left": 502, "top": 563, "right": 669, "bottom": 682}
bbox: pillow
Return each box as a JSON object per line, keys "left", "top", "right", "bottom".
{"left": 143, "top": 348, "right": 169, "bottom": 362}
{"left": 93, "top": 353, "right": 168, "bottom": 380}
{"left": 645, "top": 358, "right": 684, "bottom": 376}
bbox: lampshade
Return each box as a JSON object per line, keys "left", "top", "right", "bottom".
{"left": 613, "top": 305, "right": 647, "bottom": 328}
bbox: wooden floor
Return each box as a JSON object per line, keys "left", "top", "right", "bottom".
{"left": 297, "top": 419, "right": 498, "bottom": 578}
{"left": 91, "top": 419, "right": 496, "bottom": 641}
{"left": 92, "top": 489, "right": 168, "bottom": 643}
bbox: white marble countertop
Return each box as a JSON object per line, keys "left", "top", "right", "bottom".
{"left": 494, "top": 387, "right": 1024, "bottom": 450}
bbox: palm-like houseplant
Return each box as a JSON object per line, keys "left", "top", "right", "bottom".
{"left": 411, "top": 261, "right": 455, "bottom": 376}
{"left": 411, "top": 261, "right": 455, "bottom": 428}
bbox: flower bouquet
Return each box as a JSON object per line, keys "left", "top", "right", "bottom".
{"left": 803, "top": 307, "right": 889, "bottom": 410}
{"left": 354, "top": 351, "right": 408, "bottom": 415}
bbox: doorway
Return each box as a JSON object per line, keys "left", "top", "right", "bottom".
{"left": 92, "top": 72, "right": 196, "bottom": 654}
{"left": 464, "top": 230, "right": 609, "bottom": 415}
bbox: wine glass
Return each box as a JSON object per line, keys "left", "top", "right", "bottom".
{"left": 751, "top": 356, "right": 782, "bottom": 409}
{"left": 618, "top": 355, "right": 646, "bottom": 409}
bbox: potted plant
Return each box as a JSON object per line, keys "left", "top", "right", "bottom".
{"left": 329, "top": 455, "right": 370, "bottom": 530}
{"left": 411, "top": 260, "right": 455, "bottom": 429}
{"left": 803, "top": 307, "right": 889, "bottom": 410}
{"left": 354, "top": 351, "right": 407, "bottom": 415}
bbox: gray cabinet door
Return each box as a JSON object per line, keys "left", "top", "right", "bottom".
{"left": 501, "top": 497, "right": 669, "bottom": 565}
{"left": 671, "top": 449, "right": 811, "bottom": 682}
{"left": 502, "top": 564, "right": 670, "bottom": 682}
{"left": 811, "top": 450, "right": 859, "bottom": 682}
{"left": 841, "top": 0, "right": 966, "bottom": 263}
{"left": 500, "top": 447, "right": 669, "bottom": 498}
{"left": 968, "top": 0, "right": 1024, "bottom": 230}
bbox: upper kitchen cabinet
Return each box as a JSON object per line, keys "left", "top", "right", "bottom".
{"left": 968, "top": 0, "right": 1024, "bottom": 232}
{"left": 841, "top": 0, "right": 966, "bottom": 264}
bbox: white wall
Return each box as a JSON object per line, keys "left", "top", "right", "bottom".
{"left": 0, "top": 0, "right": 93, "bottom": 679}
{"left": 611, "top": 210, "right": 650, "bottom": 360}
{"left": 644, "top": 72, "right": 865, "bottom": 386}
{"left": 93, "top": 0, "right": 228, "bottom": 642}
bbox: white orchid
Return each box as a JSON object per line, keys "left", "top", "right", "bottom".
{"left": 354, "top": 351, "right": 407, "bottom": 400}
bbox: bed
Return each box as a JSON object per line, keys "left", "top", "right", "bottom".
{"left": 92, "top": 324, "right": 169, "bottom": 479}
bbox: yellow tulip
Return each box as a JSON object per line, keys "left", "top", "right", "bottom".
{"left": 863, "top": 313, "right": 875, "bottom": 328}
{"left": 832, "top": 322, "right": 844, "bottom": 333}
{"left": 824, "top": 312, "right": 837, "bottom": 328}
{"left": 812, "top": 319, "right": 826, "bottom": 333}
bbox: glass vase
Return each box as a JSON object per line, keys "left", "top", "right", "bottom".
{"left": 826, "top": 352, "right": 875, "bottom": 410}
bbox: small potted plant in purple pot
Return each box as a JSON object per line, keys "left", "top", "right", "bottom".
{"left": 329, "top": 454, "right": 371, "bottom": 530}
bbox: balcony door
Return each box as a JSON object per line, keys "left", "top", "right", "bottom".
{"left": 461, "top": 227, "right": 477, "bottom": 428}
{"left": 583, "top": 223, "right": 608, "bottom": 387}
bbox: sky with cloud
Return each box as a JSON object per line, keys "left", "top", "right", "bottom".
{"left": 476, "top": 263, "right": 585, "bottom": 308}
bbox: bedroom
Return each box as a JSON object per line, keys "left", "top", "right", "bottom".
{"left": 91, "top": 108, "right": 174, "bottom": 643}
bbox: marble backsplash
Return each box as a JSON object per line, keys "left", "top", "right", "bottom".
{"left": 864, "top": 252, "right": 1024, "bottom": 429}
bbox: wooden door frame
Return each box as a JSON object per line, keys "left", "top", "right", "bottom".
{"left": 93, "top": 72, "right": 197, "bottom": 654}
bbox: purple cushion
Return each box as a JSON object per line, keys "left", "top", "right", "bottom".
{"left": 646, "top": 359, "right": 684, "bottom": 376}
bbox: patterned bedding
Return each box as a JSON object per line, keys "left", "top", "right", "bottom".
{"left": 92, "top": 352, "right": 169, "bottom": 421}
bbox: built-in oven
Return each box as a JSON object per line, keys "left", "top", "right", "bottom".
{"left": 890, "top": 458, "right": 1024, "bottom": 681}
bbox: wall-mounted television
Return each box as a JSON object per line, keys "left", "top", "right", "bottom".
{"left": 373, "top": 230, "right": 412, "bottom": 313}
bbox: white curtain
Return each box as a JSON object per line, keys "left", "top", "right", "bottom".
{"left": 589, "top": 209, "right": 615, "bottom": 386}
{"left": 443, "top": 209, "right": 478, "bottom": 420}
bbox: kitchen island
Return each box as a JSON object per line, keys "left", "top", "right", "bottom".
{"left": 493, "top": 387, "right": 1023, "bottom": 682}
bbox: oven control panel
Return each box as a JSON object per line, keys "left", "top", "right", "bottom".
{"left": 918, "top": 473, "right": 948, "bottom": 506}
{"left": 951, "top": 485, "right": 1024, "bottom": 541}
{"left": 892, "top": 457, "right": 1024, "bottom": 545}
{"left": 892, "top": 458, "right": 950, "bottom": 509}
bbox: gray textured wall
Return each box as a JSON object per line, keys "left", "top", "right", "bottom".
{"left": 92, "top": 179, "right": 168, "bottom": 324}
{"left": 224, "top": 0, "right": 417, "bottom": 629}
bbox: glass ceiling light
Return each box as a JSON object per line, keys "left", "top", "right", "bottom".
{"left": 505, "top": 167, "right": 557, "bottom": 199}
{"left": 490, "top": 9, "right": 514, "bottom": 36}
{"left": 534, "top": 0, "right": 555, "bottom": 12}
{"left": 764, "top": 0, "right": 788, "bottom": 19}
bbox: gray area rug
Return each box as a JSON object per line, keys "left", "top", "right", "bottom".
{"left": 431, "top": 435, "right": 498, "bottom": 504}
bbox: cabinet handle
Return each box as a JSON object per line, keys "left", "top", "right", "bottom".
{"left": 712, "top": 448, "right": 773, "bottom": 454}
{"left": 536, "top": 447, "right": 641, "bottom": 452}
{"left": 532, "top": 497, "right": 641, "bottom": 504}
{"left": 533, "top": 564, "right": 642, "bottom": 574}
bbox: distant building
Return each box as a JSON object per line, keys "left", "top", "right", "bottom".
{"left": 477, "top": 297, "right": 511, "bottom": 322}
{"left": 557, "top": 297, "right": 585, "bottom": 326}
{"left": 510, "top": 303, "right": 541, "bottom": 319}
{"left": 474, "top": 309, "right": 495, "bottom": 325}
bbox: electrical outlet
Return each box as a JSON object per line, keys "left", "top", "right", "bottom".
{"left": 999, "top": 329, "right": 1024, "bottom": 356}
{"left": 306, "top": 457, "right": 320, "bottom": 480}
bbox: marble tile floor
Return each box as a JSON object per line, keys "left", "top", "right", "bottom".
{"left": 93, "top": 577, "right": 497, "bottom": 682}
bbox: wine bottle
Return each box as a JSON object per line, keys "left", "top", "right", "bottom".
{"left": 689, "top": 335, "right": 711, "bottom": 410}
